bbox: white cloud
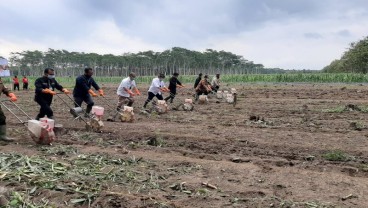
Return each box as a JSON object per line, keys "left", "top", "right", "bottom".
{"left": 1, "top": 0, "right": 368, "bottom": 70}
{"left": 0, "top": 20, "right": 163, "bottom": 58}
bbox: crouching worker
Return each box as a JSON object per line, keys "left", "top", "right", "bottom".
{"left": 73, "top": 68, "right": 104, "bottom": 117}
{"left": 35, "top": 68, "right": 70, "bottom": 120}
{"left": 195, "top": 75, "right": 212, "bottom": 101}
{"left": 107, "top": 72, "right": 141, "bottom": 121}
{"left": 164, "top": 72, "right": 184, "bottom": 104}
{"left": 0, "top": 79, "right": 17, "bottom": 141}
{"left": 143, "top": 73, "right": 169, "bottom": 108}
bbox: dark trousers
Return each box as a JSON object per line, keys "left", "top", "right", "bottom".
{"left": 0, "top": 106, "right": 6, "bottom": 125}
{"left": 23, "top": 83, "right": 28, "bottom": 90}
{"left": 74, "top": 95, "right": 94, "bottom": 113}
{"left": 164, "top": 90, "right": 176, "bottom": 103}
{"left": 13, "top": 84, "right": 19, "bottom": 91}
{"left": 35, "top": 97, "right": 53, "bottom": 119}
{"left": 144, "top": 92, "right": 163, "bottom": 107}
{"left": 212, "top": 86, "right": 219, "bottom": 93}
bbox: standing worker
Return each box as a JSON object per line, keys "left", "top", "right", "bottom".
{"left": 143, "top": 73, "right": 169, "bottom": 108}
{"left": 164, "top": 72, "right": 184, "bottom": 103}
{"left": 34, "top": 68, "right": 70, "bottom": 120}
{"left": 211, "top": 73, "right": 221, "bottom": 93}
{"left": 22, "top": 76, "right": 29, "bottom": 90}
{"left": 0, "top": 78, "right": 17, "bottom": 141}
{"left": 13, "top": 76, "right": 19, "bottom": 91}
{"left": 107, "top": 72, "right": 141, "bottom": 121}
{"left": 73, "top": 68, "right": 104, "bottom": 117}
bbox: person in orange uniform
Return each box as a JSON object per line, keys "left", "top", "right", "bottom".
{"left": 13, "top": 76, "right": 19, "bottom": 91}
{"left": 0, "top": 78, "right": 17, "bottom": 141}
{"left": 22, "top": 76, "right": 29, "bottom": 90}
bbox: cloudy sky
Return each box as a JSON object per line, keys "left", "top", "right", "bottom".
{"left": 1, "top": 0, "right": 367, "bottom": 70}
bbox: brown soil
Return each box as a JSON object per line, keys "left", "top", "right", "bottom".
{"left": 1, "top": 83, "right": 368, "bottom": 207}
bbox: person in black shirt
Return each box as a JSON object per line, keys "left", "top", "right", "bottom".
{"left": 73, "top": 68, "right": 104, "bottom": 117}
{"left": 34, "top": 68, "right": 70, "bottom": 120}
{"left": 164, "top": 72, "right": 184, "bottom": 103}
{"left": 194, "top": 73, "right": 202, "bottom": 89}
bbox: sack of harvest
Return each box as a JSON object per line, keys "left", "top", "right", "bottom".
{"left": 28, "top": 120, "right": 55, "bottom": 145}
{"left": 230, "top": 88, "right": 237, "bottom": 94}
{"left": 226, "top": 93, "right": 234, "bottom": 104}
{"left": 198, "top": 95, "right": 208, "bottom": 104}
{"left": 87, "top": 117, "right": 104, "bottom": 132}
{"left": 120, "top": 106, "right": 135, "bottom": 122}
{"left": 155, "top": 100, "right": 169, "bottom": 114}
{"left": 216, "top": 91, "right": 223, "bottom": 99}
{"left": 183, "top": 99, "right": 194, "bottom": 111}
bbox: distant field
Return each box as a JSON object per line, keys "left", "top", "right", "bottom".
{"left": 2, "top": 73, "right": 368, "bottom": 88}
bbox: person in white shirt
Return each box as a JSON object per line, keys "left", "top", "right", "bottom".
{"left": 117, "top": 72, "right": 140, "bottom": 107}
{"left": 143, "top": 73, "right": 169, "bottom": 108}
{"left": 211, "top": 73, "right": 221, "bottom": 92}
{"left": 107, "top": 72, "right": 140, "bottom": 121}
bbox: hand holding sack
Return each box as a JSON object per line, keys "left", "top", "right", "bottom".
{"left": 42, "top": 89, "right": 56, "bottom": 95}
{"left": 88, "top": 89, "right": 98, "bottom": 97}
{"left": 8, "top": 93, "right": 17, "bottom": 102}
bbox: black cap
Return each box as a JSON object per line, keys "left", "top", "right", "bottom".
{"left": 158, "top": 73, "right": 165, "bottom": 78}
{"left": 173, "top": 72, "right": 179, "bottom": 76}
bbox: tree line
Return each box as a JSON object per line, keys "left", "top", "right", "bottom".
{"left": 7, "top": 47, "right": 294, "bottom": 77}
{"left": 323, "top": 36, "right": 368, "bottom": 73}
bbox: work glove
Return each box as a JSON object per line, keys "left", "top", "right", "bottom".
{"left": 160, "top": 87, "right": 169, "bottom": 92}
{"left": 88, "top": 89, "right": 98, "bottom": 97}
{"left": 126, "top": 89, "right": 135, "bottom": 97}
{"left": 98, "top": 89, "right": 104, "bottom": 96}
{"left": 134, "top": 88, "right": 141, "bottom": 96}
{"left": 62, "top": 88, "right": 71, "bottom": 94}
{"left": 42, "top": 89, "right": 57, "bottom": 95}
{"left": 8, "top": 93, "right": 17, "bottom": 102}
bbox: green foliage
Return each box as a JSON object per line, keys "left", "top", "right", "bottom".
{"left": 323, "top": 36, "right": 368, "bottom": 73}
{"left": 322, "top": 150, "right": 352, "bottom": 162}
{"left": 3, "top": 73, "right": 368, "bottom": 88}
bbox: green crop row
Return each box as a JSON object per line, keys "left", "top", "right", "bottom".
{"left": 2, "top": 73, "right": 368, "bottom": 87}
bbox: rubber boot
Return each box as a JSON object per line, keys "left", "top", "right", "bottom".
{"left": 85, "top": 105, "right": 92, "bottom": 118}
{"left": 143, "top": 101, "right": 148, "bottom": 109}
{"left": 0, "top": 125, "right": 13, "bottom": 142}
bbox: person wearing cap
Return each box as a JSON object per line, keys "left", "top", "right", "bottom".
{"left": 143, "top": 73, "right": 169, "bottom": 108}
{"left": 194, "top": 73, "right": 202, "bottom": 89}
{"left": 164, "top": 72, "right": 184, "bottom": 103}
{"left": 107, "top": 72, "right": 141, "bottom": 121}
{"left": 73, "top": 67, "right": 104, "bottom": 117}
{"left": 0, "top": 78, "right": 17, "bottom": 141}
{"left": 211, "top": 73, "right": 221, "bottom": 93}
{"left": 34, "top": 68, "right": 70, "bottom": 120}
{"left": 195, "top": 74, "right": 212, "bottom": 101}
